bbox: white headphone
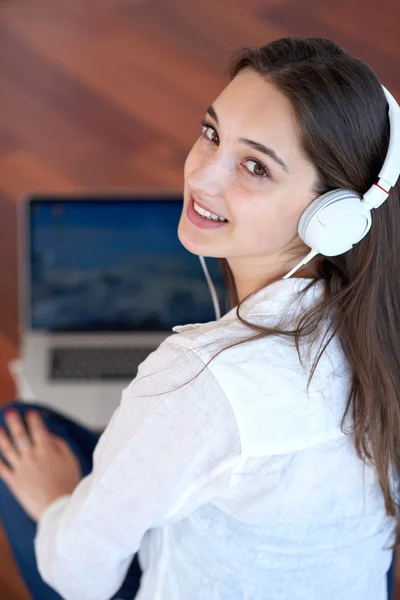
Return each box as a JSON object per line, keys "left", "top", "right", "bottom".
{"left": 282, "top": 84, "right": 400, "bottom": 279}
{"left": 200, "top": 84, "right": 400, "bottom": 319}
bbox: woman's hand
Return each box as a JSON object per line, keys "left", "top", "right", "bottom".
{"left": 0, "top": 409, "right": 83, "bottom": 522}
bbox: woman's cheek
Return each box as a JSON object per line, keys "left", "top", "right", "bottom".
{"left": 184, "top": 148, "right": 195, "bottom": 178}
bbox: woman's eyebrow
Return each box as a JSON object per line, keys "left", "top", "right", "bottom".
{"left": 206, "top": 104, "right": 290, "bottom": 174}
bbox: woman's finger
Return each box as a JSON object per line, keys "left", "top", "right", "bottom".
{"left": 26, "top": 410, "right": 51, "bottom": 448}
{"left": 4, "top": 411, "right": 32, "bottom": 454}
{"left": 54, "top": 437, "right": 75, "bottom": 459}
{"left": 0, "top": 427, "right": 19, "bottom": 467}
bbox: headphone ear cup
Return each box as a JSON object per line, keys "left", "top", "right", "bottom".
{"left": 298, "top": 189, "right": 372, "bottom": 257}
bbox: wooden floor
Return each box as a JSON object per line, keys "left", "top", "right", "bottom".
{"left": 0, "top": 0, "right": 399, "bottom": 597}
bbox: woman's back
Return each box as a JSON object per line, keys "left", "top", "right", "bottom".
{"left": 140, "top": 440, "right": 393, "bottom": 599}
{"left": 134, "top": 278, "right": 395, "bottom": 599}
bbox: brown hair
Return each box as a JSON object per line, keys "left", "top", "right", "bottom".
{"left": 217, "top": 36, "right": 400, "bottom": 541}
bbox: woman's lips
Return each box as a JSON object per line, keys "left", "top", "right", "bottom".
{"left": 186, "top": 195, "right": 229, "bottom": 230}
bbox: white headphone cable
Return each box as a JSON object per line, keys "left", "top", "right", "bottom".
{"left": 282, "top": 249, "right": 319, "bottom": 280}
{"left": 199, "top": 255, "right": 221, "bottom": 320}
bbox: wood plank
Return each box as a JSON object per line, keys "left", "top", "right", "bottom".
{"left": 0, "top": 522, "right": 31, "bottom": 600}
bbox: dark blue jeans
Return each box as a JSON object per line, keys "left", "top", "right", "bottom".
{"left": 388, "top": 555, "right": 395, "bottom": 599}
{"left": 0, "top": 400, "right": 142, "bottom": 600}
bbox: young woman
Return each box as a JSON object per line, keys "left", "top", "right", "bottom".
{"left": 0, "top": 36, "right": 399, "bottom": 600}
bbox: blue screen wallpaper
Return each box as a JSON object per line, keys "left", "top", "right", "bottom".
{"left": 29, "top": 198, "right": 227, "bottom": 331}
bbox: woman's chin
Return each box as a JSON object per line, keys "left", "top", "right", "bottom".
{"left": 177, "top": 225, "right": 204, "bottom": 256}
{"left": 178, "top": 222, "right": 216, "bottom": 257}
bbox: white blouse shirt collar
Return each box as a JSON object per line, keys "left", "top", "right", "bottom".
{"left": 173, "top": 277, "right": 325, "bottom": 333}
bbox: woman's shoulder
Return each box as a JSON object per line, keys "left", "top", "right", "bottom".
{"left": 163, "top": 313, "right": 352, "bottom": 457}
{"left": 168, "top": 312, "right": 312, "bottom": 368}
{"left": 170, "top": 314, "right": 248, "bottom": 357}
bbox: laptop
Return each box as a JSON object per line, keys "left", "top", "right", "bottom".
{"left": 18, "top": 192, "right": 226, "bottom": 429}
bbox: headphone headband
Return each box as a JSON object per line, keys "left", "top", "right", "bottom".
{"left": 379, "top": 86, "right": 400, "bottom": 188}
{"left": 362, "top": 86, "right": 400, "bottom": 209}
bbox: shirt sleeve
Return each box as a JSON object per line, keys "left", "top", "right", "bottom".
{"left": 34, "top": 336, "right": 242, "bottom": 600}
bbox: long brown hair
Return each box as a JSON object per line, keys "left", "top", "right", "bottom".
{"left": 216, "top": 36, "right": 400, "bottom": 540}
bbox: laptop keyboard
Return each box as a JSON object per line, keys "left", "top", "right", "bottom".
{"left": 50, "top": 346, "right": 154, "bottom": 381}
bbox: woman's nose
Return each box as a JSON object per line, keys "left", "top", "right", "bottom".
{"left": 188, "top": 157, "right": 230, "bottom": 197}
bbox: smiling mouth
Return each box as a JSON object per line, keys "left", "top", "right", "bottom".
{"left": 192, "top": 201, "right": 228, "bottom": 222}
{"left": 189, "top": 193, "right": 229, "bottom": 222}
{"left": 186, "top": 195, "right": 229, "bottom": 230}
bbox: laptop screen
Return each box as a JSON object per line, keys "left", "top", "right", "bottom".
{"left": 28, "top": 197, "right": 228, "bottom": 332}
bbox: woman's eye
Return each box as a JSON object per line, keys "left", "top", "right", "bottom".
{"left": 200, "top": 120, "right": 219, "bottom": 144}
{"left": 244, "top": 159, "right": 269, "bottom": 179}
{"left": 202, "top": 126, "right": 219, "bottom": 144}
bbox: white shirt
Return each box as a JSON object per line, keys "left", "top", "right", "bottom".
{"left": 34, "top": 277, "right": 395, "bottom": 600}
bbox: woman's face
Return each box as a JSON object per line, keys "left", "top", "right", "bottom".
{"left": 178, "top": 69, "right": 320, "bottom": 284}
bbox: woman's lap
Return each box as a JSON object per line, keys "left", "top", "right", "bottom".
{"left": 0, "top": 400, "right": 141, "bottom": 600}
